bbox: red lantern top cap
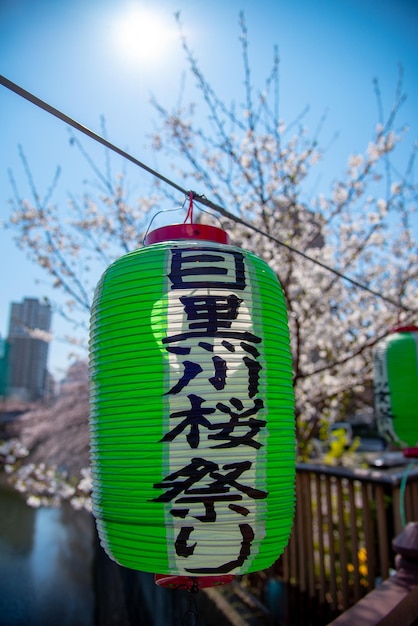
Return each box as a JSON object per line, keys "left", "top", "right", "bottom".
{"left": 144, "top": 223, "right": 229, "bottom": 246}
{"left": 389, "top": 325, "right": 418, "bottom": 334}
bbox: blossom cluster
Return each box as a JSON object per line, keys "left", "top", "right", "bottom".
{"left": 0, "top": 438, "right": 92, "bottom": 512}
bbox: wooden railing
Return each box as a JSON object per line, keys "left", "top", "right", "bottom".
{"left": 327, "top": 522, "right": 418, "bottom": 626}
{"left": 91, "top": 461, "right": 418, "bottom": 626}
{"left": 247, "top": 461, "right": 418, "bottom": 625}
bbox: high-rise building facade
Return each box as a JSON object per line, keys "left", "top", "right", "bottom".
{"left": 0, "top": 337, "right": 9, "bottom": 398}
{"left": 6, "top": 298, "right": 52, "bottom": 401}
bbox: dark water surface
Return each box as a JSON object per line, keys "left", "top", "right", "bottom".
{"left": 0, "top": 482, "right": 94, "bottom": 626}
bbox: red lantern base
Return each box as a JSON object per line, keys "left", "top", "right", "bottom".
{"left": 154, "top": 574, "right": 234, "bottom": 589}
{"left": 403, "top": 447, "right": 418, "bottom": 459}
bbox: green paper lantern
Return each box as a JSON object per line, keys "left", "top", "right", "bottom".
{"left": 89, "top": 223, "right": 295, "bottom": 585}
{"left": 373, "top": 326, "right": 418, "bottom": 447}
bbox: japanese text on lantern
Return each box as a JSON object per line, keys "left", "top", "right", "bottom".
{"left": 152, "top": 247, "right": 268, "bottom": 574}
{"left": 374, "top": 353, "right": 396, "bottom": 440}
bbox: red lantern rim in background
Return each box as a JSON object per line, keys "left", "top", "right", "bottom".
{"left": 403, "top": 447, "right": 418, "bottom": 458}
{"left": 154, "top": 573, "right": 234, "bottom": 589}
{"left": 144, "top": 223, "right": 230, "bottom": 246}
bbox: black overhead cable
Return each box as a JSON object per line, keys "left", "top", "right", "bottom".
{"left": 1, "top": 74, "right": 416, "bottom": 315}
{"left": 0, "top": 76, "right": 186, "bottom": 196}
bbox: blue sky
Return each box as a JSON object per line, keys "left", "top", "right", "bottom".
{"left": 1, "top": 0, "right": 417, "bottom": 379}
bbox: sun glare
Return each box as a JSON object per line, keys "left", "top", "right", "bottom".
{"left": 113, "top": 7, "right": 175, "bottom": 65}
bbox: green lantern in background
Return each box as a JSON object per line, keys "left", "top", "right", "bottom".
{"left": 89, "top": 222, "right": 295, "bottom": 589}
{"left": 373, "top": 325, "right": 418, "bottom": 449}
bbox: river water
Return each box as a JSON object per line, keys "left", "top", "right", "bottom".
{"left": 0, "top": 481, "right": 95, "bottom": 626}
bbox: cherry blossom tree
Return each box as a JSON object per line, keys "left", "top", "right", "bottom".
{"left": 5, "top": 14, "right": 417, "bottom": 456}
{"left": 149, "top": 14, "right": 418, "bottom": 452}
{"left": 6, "top": 126, "right": 160, "bottom": 337}
{"left": 0, "top": 360, "right": 91, "bottom": 510}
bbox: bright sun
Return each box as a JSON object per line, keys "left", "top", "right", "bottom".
{"left": 113, "top": 7, "right": 176, "bottom": 65}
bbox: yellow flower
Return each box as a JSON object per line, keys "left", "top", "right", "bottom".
{"left": 359, "top": 564, "right": 368, "bottom": 577}
{"left": 358, "top": 547, "right": 367, "bottom": 563}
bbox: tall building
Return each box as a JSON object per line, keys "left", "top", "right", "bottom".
{"left": 6, "top": 298, "right": 52, "bottom": 401}
{"left": 0, "top": 336, "right": 9, "bottom": 398}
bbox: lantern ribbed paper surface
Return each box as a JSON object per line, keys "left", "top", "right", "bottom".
{"left": 89, "top": 228, "right": 295, "bottom": 578}
{"left": 373, "top": 326, "right": 418, "bottom": 447}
